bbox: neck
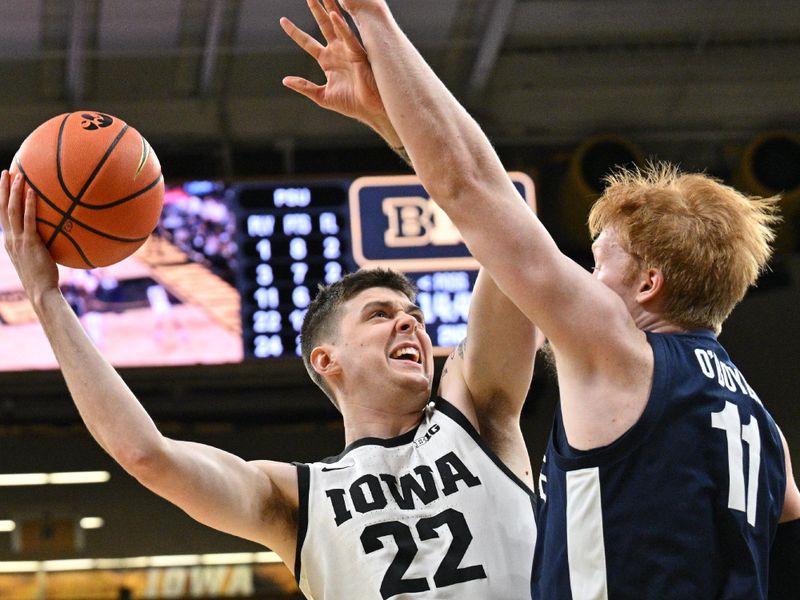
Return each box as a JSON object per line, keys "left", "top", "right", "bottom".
{"left": 635, "top": 311, "right": 689, "bottom": 334}
{"left": 339, "top": 395, "right": 429, "bottom": 446}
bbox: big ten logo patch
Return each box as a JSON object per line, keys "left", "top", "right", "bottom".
{"left": 414, "top": 424, "right": 441, "bottom": 448}
{"left": 349, "top": 173, "right": 535, "bottom": 271}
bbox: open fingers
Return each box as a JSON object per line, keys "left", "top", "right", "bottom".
{"left": 328, "top": 7, "right": 365, "bottom": 55}
{"left": 279, "top": 17, "right": 324, "bottom": 59}
{"left": 307, "top": 0, "right": 337, "bottom": 43}
{"left": 322, "top": 0, "right": 346, "bottom": 23}
{"left": 282, "top": 76, "right": 325, "bottom": 106}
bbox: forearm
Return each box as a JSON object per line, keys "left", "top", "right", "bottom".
{"left": 465, "top": 270, "right": 537, "bottom": 409}
{"left": 347, "top": 3, "right": 558, "bottom": 307}
{"left": 32, "top": 288, "right": 163, "bottom": 463}
{"left": 350, "top": 4, "right": 515, "bottom": 216}
{"left": 348, "top": 94, "right": 411, "bottom": 167}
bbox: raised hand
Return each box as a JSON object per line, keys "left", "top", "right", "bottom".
{"left": 281, "top": 0, "right": 401, "bottom": 147}
{"left": 0, "top": 170, "right": 59, "bottom": 304}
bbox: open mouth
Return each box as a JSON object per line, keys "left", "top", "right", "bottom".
{"left": 390, "top": 345, "right": 422, "bottom": 364}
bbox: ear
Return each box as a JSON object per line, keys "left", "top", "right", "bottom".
{"left": 636, "top": 267, "right": 665, "bottom": 305}
{"left": 310, "top": 345, "right": 341, "bottom": 378}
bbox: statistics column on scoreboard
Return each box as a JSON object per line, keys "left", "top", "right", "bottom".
{"left": 234, "top": 183, "right": 355, "bottom": 359}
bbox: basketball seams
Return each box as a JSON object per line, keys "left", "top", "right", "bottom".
{"left": 73, "top": 173, "right": 164, "bottom": 210}
{"left": 46, "top": 118, "right": 130, "bottom": 248}
{"left": 16, "top": 157, "right": 64, "bottom": 251}
{"left": 36, "top": 216, "right": 95, "bottom": 269}
{"left": 55, "top": 113, "right": 75, "bottom": 201}
{"left": 35, "top": 215, "right": 94, "bottom": 268}
{"left": 75, "top": 123, "right": 130, "bottom": 200}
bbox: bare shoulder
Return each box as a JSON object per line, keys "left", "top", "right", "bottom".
{"left": 556, "top": 323, "right": 653, "bottom": 449}
{"left": 437, "top": 340, "right": 534, "bottom": 487}
{"left": 250, "top": 460, "right": 300, "bottom": 508}
{"left": 436, "top": 339, "right": 480, "bottom": 429}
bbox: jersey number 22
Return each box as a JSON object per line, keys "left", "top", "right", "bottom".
{"left": 360, "top": 507, "right": 487, "bottom": 599}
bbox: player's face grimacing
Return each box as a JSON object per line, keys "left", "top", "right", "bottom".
{"left": 336, "top": 287, "right": 434, "bottom": 394}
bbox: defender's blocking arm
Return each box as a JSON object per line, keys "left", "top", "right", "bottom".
{"left": 336, "top": 1, "right": 643, "bottom": 369}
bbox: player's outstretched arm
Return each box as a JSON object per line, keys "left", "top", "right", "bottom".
{"left": 331, "top": 1, "right": 653, "bottom": 450}
{"left": 0, "top": 170, "right": 298, "bottom": 565}
{"left": 336, "top": 1, "right": 643, "bottom": 364}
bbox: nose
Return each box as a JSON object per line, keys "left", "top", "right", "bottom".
{"left": 395, "top": 312, "right": 419, "bottom": 332}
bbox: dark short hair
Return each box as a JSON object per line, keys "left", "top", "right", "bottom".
{"left": 300, "top": 268, "right": 418, "bottom": 404}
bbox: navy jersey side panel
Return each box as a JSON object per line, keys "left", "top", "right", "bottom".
{"left": 533, "top": 331, "right": 786, "bottom": 600}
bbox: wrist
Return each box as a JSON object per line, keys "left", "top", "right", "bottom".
{"left": 30, "top": 286, "right": 64, "bottom": 316}
{"left": 344, "top": 0, "right": 392, "bottom": 22}
{"left": 369, "top": 113, "right": 402, "bottom": 149}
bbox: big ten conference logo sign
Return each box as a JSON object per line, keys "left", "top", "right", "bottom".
{"left": 349, "top": 173, "right": 535, "bottom": 270}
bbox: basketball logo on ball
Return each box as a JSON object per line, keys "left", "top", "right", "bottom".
{"left": 9, "top": 111, "right": 164, "bottom": 269}
{"left": 80, "top": 112, "right": 114, "bottom": 131}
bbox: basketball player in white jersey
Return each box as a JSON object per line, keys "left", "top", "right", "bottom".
{"left": 283, "top": 1, "right": 800, "bottom": 599}
{"left": 0, "top": 15, "right": 541, "bottom": 594}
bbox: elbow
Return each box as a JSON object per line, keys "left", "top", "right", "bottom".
{"left": 113, "top": 438, "right": 169, "bottom": 484}
{"left": 425, "top": 168, "right": 486, "bottom": 213}
{"left": 423, "top": 147, "right": 509, "bottom": 215}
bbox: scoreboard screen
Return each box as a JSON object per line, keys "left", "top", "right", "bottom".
{"left": 235, "top": 183, "right": 353, "bottom": 359}
{"left": 235, "top": 173, "right": 534, "bottom": 360}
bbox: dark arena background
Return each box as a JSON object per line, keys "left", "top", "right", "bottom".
{"left": 1, "top": 2, "right": 799, "bottom": 599}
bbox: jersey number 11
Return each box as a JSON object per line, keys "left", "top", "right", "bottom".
{"left": 712, "top": 401, "right": 761, "bottom": 527}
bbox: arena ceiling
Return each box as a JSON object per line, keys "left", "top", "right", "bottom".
{"left": 0, "top": 0, "right": 798, "bottom": 162}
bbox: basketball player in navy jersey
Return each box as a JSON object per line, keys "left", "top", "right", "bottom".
{"left": 283, "top": 1, "right": 800, "bottom": 598}
{"left": 0, "top": 27, "right": 541, "bottom": 597}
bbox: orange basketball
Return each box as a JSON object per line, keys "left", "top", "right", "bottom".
{"left": 9, "top": 111, "right": 164, "bottom": 268}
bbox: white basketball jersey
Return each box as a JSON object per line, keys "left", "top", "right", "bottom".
{"left": 294, "top": 398, "right": 537, "bottom": 600}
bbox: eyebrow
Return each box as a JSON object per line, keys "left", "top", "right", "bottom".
{"left": 361, "top": 300, "right": 424, "bottom": 318}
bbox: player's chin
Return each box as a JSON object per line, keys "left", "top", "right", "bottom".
{"left": 390, "top": 360, "right": 431, "bottom": 385}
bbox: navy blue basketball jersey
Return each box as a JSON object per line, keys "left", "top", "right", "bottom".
{"left": 534, "top": 330, "right": 786, "bottom": 599}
